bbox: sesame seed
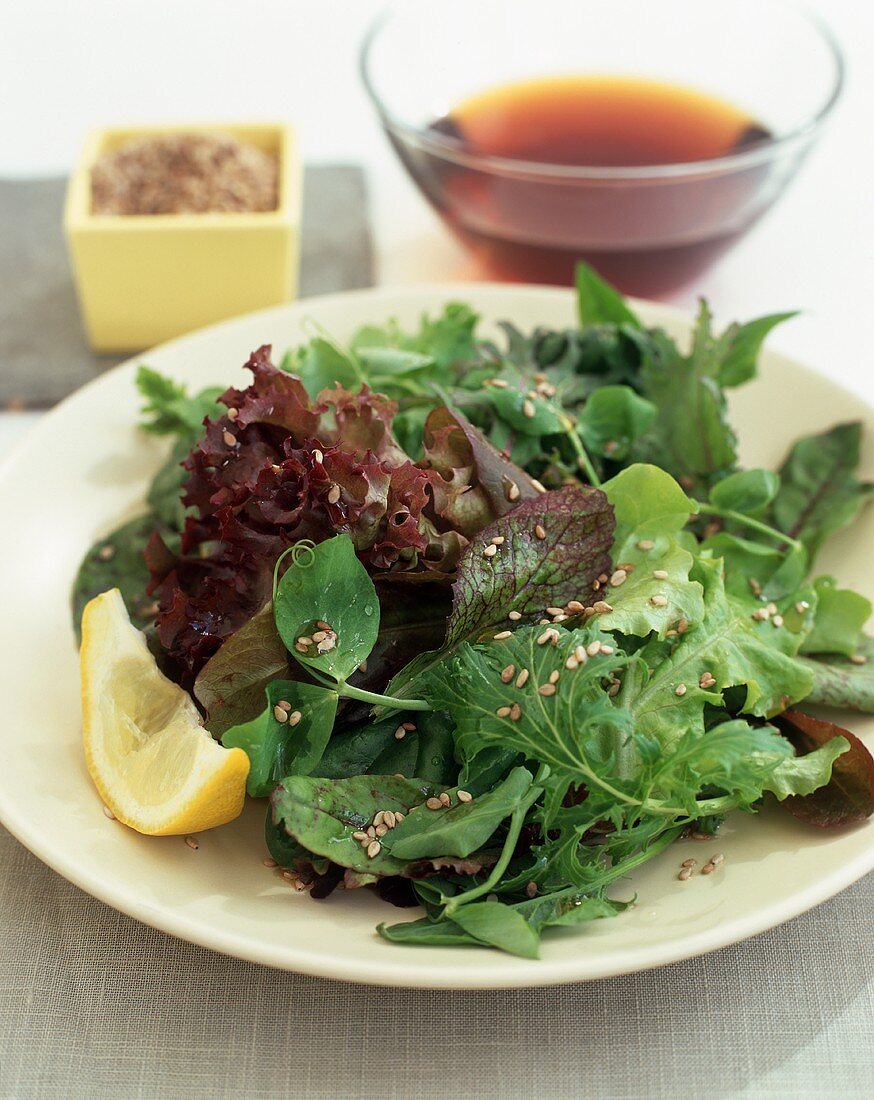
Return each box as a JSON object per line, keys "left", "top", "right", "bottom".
{"left": 375, "top": 824, "right": 388, "bottom": 837}
{"left": 508, "top": 610, "right": 522, "bottom": 621}
{"left": 102, "top": 805, "right": 115, "bottom": 820}
{"left": 565, "top": 656, "right": 579, "bottom": 670}
{"left": 599, "top": 643, "right": 614, "bottom": 655}
{"left": 607, "top": 682, "right": 620, "bottom": 697}
{"left": 496, "top": 706, "right": 512, "bottom": 718}
{"left": 276, "top": 699, "right": 291, "bottom": 711}
{"left": 394, "top": 727, "right": 406, "bottom": 740}
{"left": 185, "top": 835, "right": 199, "bottom": 851}
{"left": 426, "top": 797, "right": 442, "bottom": 810}
{"left": 609, "top": 569, "right": 627, "bottom": 587}
{"left": 538, "top": 618, "right": 550, "bottom": 625}
{"left": 749, "top": 577, "right": 763, "bottom": 595}
{"left": 546, "top": 606, "right": 565, "bottom": 617}
{"left": 599, "top": 573, "right": 609, "bottom": 584}
{"left": 509, "top": 703, "right": 522, "bottom": 721}
{"left": 500, "top": 664, "right": 516, "bottom": 683}
{"left": 271, "top": 463, "right": 282, "bottom": 474}
{"left": 574, "top": 645, "right": 588, "bottom": 663}
{"left": 493, "top": 630, "right": 513, "bottom": 640}
{"left": 522, "top": 399, "right": 536, "bottom": 418}
{"left": 701, "top": 862, "right": 715, "bottom": 875}
{"left": 534, "top": 524, "right": 547, "bottom": 540}
{"left": 487, "top": 377, "right": 509, "bottom": 389}
{"left": 402, "top": 721, "right": 416, "bottom": 731}
{"left": 616, "top": 563, "right": 636, "bottom": 572}
{"left": 297, "top": 635, "right": 313, "bottom": 646}
{"left": 652, "top": 569, "right": 669, "bottom": 580}
{"left": 373, "top": 811, "right": 385, "bottom": 827}
{"left": 567, "top": 600, "right": 585, "bottom": 613}
{"left": 98, "top": 544, "right": 115, "bottom": 561}
{"left": 752, "top": 608, "right": 769, "bottom": 621}
{"left": 312, "top": 630, "right": 327, "bottom": 643}
{"left": 593, "top": 600, "right": 613, "bottom": 614}
{"left": 352, "top": 831, "right": 368, "bottom": 842}
{"left": 525, "top": 881, "right": 538, "bottom": 898}
{"left": 367, "top": 841, "right": 382, "bottom": 858}
{"left": 439, "top": 792, "right": 452, "bottom": 807}
{"left": 710, "top": 853, "right": 725, "bottom": 865}
{"left": 313, "top": 448, "right": 324, "bottom": 463}
{"left": 457, "top": 790, "right": 473, "bottom": 803}
{"left": 637, "top": 539, "right": 655, "bottom": 551}
{"left": 537, "top": 683, "right": 556, "bottom": 697}
{"left": 850, "top": 654, "right": 868, "bottom": 665}
{"left": 395, "top": 813, "right": 405, "bottom": 822}
{"left": 530, "top": 478, "right": 547, "bottom": 493}
{"left": 263, "top": 857, "right": 278, "bottom": 868}
{"left": 273, "top": 705, "right": 289, "bottom": 723}
{"left": 222, "top": 430, "right": 237, "bottom": 447}
{"left": 586, "top": 641, "right": 602, "bottom": 657}
{"left": 650, "top": 595, "right": 668, "bottom": 607}
{"left": 281, "top": 870, "right": 299, "bottom": 886}
{"left": 492, "top": 536, "right": 505, "bottom": 546}
{"left": 675, "top": 683, "right": 687, "bottom": 696}
{"left": 515, "top": 669, "right": 530, "bottom": 688}
{"left": 383, "top": 811, "right": 397, "bottom": 828}
{"left": 316, "top": 637, "right": 336, "bottom": 654}
{"left": 294, "top": 642, "right": 309, "bottom": 653}
{"left": 366, "top": 826, "right": 376, "bottom": 838}
{"left": 681, "top": 858, "right": 697, "bottom": 868}
{"left": 795, "top": 600, "right": 810, "bottom": 613}
{"left": 766, "top": 602, "right": 778, "bottom": 616}
{"left": 536, "top": 629, "right": 555, "bottom": 645}
{"left": 505, "top": 480, "right": 521, "bottom": 502}
{"left": 772, "top": 614, "right": 784, "bottom": 628}
{"left": 483, "top": 543, "right": 498, "bottom": 558}
{"left": 678, "top": 867, "right": 693, "bottom": 881}
{"left": 666, "top": 629, "right": 678, "bottom": 638}
{"left": 226, "top": 406, "right": 239, "bottom": 421}
{"left": 548, "top": 670, "right": 560, "bottom": 684}
{"left": 327, "top": 484, "right": 341, "bottom": 505}
{"left": 677, "top": 619, "right": 689, "bottom": 633}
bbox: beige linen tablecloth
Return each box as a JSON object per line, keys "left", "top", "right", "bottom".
{"left": 1, "top": 826, "right": 871, "bottom": 1099}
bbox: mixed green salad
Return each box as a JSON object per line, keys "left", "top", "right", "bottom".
{"left": 75, "top": 265, "right": 874, "bottom": 957}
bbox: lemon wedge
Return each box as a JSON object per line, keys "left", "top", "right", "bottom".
{"left": 80, "top": 588, "right": 249, "bottom": 835}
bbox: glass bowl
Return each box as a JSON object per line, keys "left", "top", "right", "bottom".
{"left": 361, "top": 0, "right": 843, "bottom": 296}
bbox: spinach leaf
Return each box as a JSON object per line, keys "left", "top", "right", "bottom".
{"left": 577, "top": 385, "right": 657, "bottom": 461}
{"left": 274, "top": 535, "right": 380, "bottom": 683}
{"left": 72, "top": 514, "right": 160, "bottom": 638}
{"left": 575, "top": 262, "right": 641, "bottom": 328}
{"left": 713, "top": 312, "right": 797, "bottom": 388}
{"left": 770, "top": 422, "right": 874, "bottom": 562}
{"left": 282, "top": 337, "right": 364, "bottom": 395}
{"left": 710, "top": 468, "right": 780, "bottom": 515}
{"left": 800, "top": 577, "right": 871, "bottom": 658}
{"left": 384, "top": 767, "right": 534, "bottom": 860}
{"left": 451, "top": 902, "right": 540, "bottom": 958}
{"left": 699, "top": 533, "right": 808, "bottom": 601}
{"left": 222, "top": 680, "right": 339, "bottom": 797}
{"left": 269, "top": 774, "right": 437, "bottom": 876}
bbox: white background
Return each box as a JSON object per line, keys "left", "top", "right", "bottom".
{"left": 1, "top": 0, "right": 872, "bottom": 452}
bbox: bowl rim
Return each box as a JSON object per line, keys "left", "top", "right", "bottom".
{"left": 359, "top": 0, "right": 845, "bottom": 182}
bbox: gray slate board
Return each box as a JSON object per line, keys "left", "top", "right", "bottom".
{"left": 0, "top": 166, "right": 374, "bottom": 408}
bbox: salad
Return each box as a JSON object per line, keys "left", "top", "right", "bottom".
{"left": 75, "top": 265, "right": 874, "bottom": 958}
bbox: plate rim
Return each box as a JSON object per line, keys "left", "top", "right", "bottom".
{"left": 2, "top": 281, "right": 873, "bottom": 988}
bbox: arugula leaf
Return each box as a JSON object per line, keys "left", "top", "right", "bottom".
{"left": 800, "top": 576, "right": 871, "bottom": 658}
{"left": 773, "top": 710, "right": 874, "bottom": 825}
{"left": 317, "top": 711, "right": 458, "bottom": 785}
{"left": 801, "top": 635, "right": 874, "bottom": 712}
{"left": 274, "top": 535, "right": 380, "bottom": 683}
{"left": 269, "top": 774, "right": 437, "bottom": 876}
{"left": 384, "top": 767, "right": 534, "bottom": 860}
{"left": 710, "top": 469, "right": 780, "bottom": 515}
{"left": 577, "top": 385, "right": 657, "bottom": 461}
{"left": 770, "top": 422, "right": 874, "bottom": 562}
{"left": 713, "top": 312, "right": 796, "bottom": 388}
{"left": 222, "top": 680, "right": 339, "bottom": 797}
{"left": 575, "top": 262, "right": 641, "bottom": 328}
{"left": 136, "top": 366, "right": 223, "bottom": 437}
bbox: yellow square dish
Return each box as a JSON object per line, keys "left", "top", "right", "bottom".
{"left": 64, "top": 122, "right": 301, "bottom": 352}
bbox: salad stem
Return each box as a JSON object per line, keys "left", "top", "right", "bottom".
{"left": 559, "top": 415, "right": 601, "bottom": 488}
{"left": 338, "top": 682, "right": 432, "bottom": 712}
{"left": 696, "top": 503, "right": 802, "bottom": 551}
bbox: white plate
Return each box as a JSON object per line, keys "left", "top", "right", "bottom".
{"left": 1, "top": 284, "right": 872, "bottom": 989}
